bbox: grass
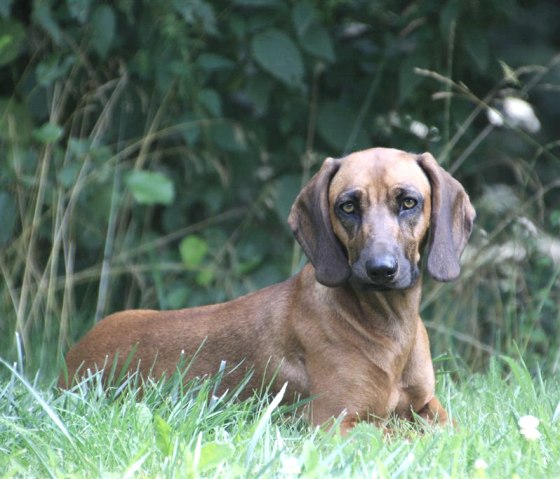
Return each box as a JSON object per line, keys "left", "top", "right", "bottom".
{"left": 1, "top": 357, "right": 559, "bottom": 478}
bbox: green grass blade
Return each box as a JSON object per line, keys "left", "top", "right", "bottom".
{"left": 245, "top": 382, "right": 287, "bottom": 470}
{"left": 0, "top": 359, "right": 76, "bottom": 448}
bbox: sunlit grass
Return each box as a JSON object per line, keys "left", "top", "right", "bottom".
{"left": 1, "top": 357, "right": 559, "bottom": 478}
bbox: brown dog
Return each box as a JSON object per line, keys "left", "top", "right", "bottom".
{"left": 60, "top": 148, "right": 475, "bottom": 433}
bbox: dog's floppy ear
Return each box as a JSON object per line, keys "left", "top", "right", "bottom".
{"left": 417, "top": 152, "right": 476, "bottom": 282}
{"left": 288, "top": 157, "right": 351, "bottom": 287}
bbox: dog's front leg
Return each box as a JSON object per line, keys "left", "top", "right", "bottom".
{"left": 416, "top": 396, "right": 449, "bottom": 425}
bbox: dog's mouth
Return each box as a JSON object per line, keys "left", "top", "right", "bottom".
{"left": 352, "top": 277, "right": 407, "bottom": 292}
{"left": 352, "top": 281, "right": 392, "bottom": 292}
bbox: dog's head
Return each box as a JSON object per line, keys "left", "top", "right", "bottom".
{"left": 288, "top": 148, "right": 475, "bottom": 289}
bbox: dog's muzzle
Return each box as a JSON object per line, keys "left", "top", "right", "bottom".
{"left": 365, "top": 255, "right": 398, "bottom": 284}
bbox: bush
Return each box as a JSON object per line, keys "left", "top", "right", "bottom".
{"left": 0, "top": 0, "right": 559, "bottom": 377}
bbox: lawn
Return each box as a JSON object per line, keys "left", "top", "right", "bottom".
{"left": 1, "top": 357, "right": 558, "bottom": 478}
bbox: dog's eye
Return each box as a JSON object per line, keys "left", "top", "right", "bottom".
{"left": 401, "top": 198, "right": 417, "bottom": 210}
{"left": 340, "top": 201, "right": 356, "bottom": 214}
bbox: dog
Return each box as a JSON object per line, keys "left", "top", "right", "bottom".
{"left": 59, "top": 147, "right": 475, "bottom": 434}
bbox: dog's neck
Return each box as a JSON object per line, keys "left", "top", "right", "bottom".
{"left": 324, "top": 277, "right": 423, "bottom": 344}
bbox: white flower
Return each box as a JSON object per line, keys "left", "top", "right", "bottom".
{"left": 409, "top": 120, "right": 429, "bottom": 139}
{"left": 503, "top": 97, "right": 541, "bottom": 133}
{"left": 474, "top": 458, "right": 489, "bottom": 470}
{"left": 518, "top": 415, "right": 542, "bottom": 441}
{"left": 518, "top": 415, "right": 540, "bottom": 430}
{"left": 486, "top": 107, "right": 504, "bottom": 127}
{"left": 488, "top": 97, "right": 541, "bottom": 133}
{"left": 520, "top": 427, "right": 542, "bottom": 441}
{"left": 280, "top": 455, "right": 301, "bottom": 475}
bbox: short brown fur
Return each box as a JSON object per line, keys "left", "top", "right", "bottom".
{"left": 60, "top": 148, "right": 475, "bottom": 434}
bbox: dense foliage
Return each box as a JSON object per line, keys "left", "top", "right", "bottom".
{"left": 0, "top": 0, "right": 559, "bottom": 376}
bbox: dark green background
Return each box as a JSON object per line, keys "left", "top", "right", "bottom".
{"left": 1, "top": 0, "right": 559, "bottom": 377}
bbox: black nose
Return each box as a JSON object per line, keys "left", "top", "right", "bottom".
{"left": 366, "top": 255, "right": 398, "bottom": 283}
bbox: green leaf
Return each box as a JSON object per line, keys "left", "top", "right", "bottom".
{"left": 91, "top": 5, "right": 115, "bottom": 59}
{"left": 165, "top": 283, "right": 190, "bottom": 309}
{"left": 126, "top": 170, "right": 175, "bottom": 205}
{"left": 32, "top": 122, "right": 64, "bottom": 144}
{"left": 292, "top": 2, "right": 316, "bottom": 37}
{"left": 196, "top": 53, "right": 235, "bottom": 72}
{"left": 90, "top": 144, "right": 113, "bottom": 165}
{"left": 251, "top": 29, "right": 304, "bottom": 87}
{"left": 198, "top": 442, "right": 235, "bottom": 472}
{"left": 68, "top": 137, "right": 93, "bottom": 159}
{"left": 32, "top": 2, "right": 63, "bottom": 45}
{"left": 179, "top": 113, "right": 201, "bottom": 146}
{"left": 67, "top": 0, "right": 92, "bottom": 23}
{"left": 293, "top": 3, "right": 334, "bottom": 62}
{"left": 199, "top": 89, "right": 222, "bottom": 117}
{"left": 174, "top": 0, "right": 217, "bottom": 35}
{"left": 299, "top": 24, "right": 335, "bottom": 62}
{"left": 550, "top": 210, "right": 560, "bottom": 228}
{"left": 235, "top": 241, "right": 264, "bottom": 276}
{"left": 180, "top": 235, "right": 209, "bottom": 269}
{"left": 57, "top": 163, "right": 81, "bottom": 188}
{"left": 0, "top": 19, "right": 25, "bottom": 67}
{"left": 196, "top": 268, "right": 214, "bottom": 287}
{"left": 153, "top": 415, "right": 173, "bottom": 457}
{"left": 36, "top": 54, "right": 76, "bottom": 87}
